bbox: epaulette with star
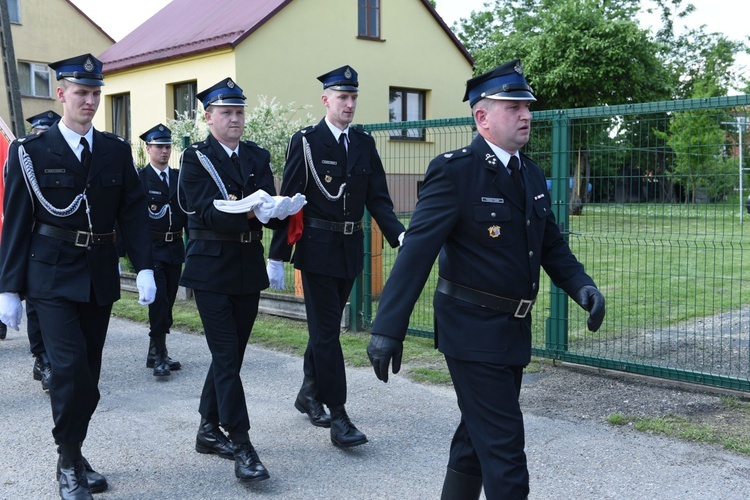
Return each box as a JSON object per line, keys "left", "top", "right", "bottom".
{"left": 101, "top": 130, "right": 129, "bottom": 143}
{"left": 441, "top": 146, "right": 472, "bottom": 161}
{"left": 15, "top": 133, "right": 42, "bottom": 145}
{"left": 298, "top": 124, "right": 317, "bottom": 136}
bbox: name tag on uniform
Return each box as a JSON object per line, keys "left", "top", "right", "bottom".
{"left": 481, "top": 197, "right": 504, "bottom": 203}
{"left": 322, "top": 160, "right": 338, "bottom": 165}
{"left": 44, "top": 169, "right": 66, "bottom": 173}
{"left": 148, "top": 190, "right": 163, "bottom": 195}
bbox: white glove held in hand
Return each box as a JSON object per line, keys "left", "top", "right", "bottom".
{"left": 398, "top": 231, "right": 405, "bottom": 246}
{"left": 0, "top": 292, "right": 23, "bottom": 331}
{"left": 136, "top": 269, "right": 157, "bottom": 306}
{"left": 266, "top": 259, "right": 285, "bottom": 290}
{"left": 253, "top": 194, "right": 307, "bottom": 223}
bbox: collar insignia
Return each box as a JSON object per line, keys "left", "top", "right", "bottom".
{"left": 485, "top": 153, "right": 497, "bottom": 166}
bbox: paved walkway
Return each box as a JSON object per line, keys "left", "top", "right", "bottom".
{"left": 1, "top": 315, "right": 749, "bottom": 499}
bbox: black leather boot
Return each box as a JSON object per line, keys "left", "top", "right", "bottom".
{"left": 294, "top": 377, "right": 331, "bottom": 427}
{"left": 33, "top": 352, "right": 52, "bottom": 391}
{"left": 0, "top": 321, "right": 6, "bottom": 339}
{"left": 195, "top": 419, "right": 234, "bottom": 459}
{"left": 440, "top": 467, "right": 483, "bottom": 500}
{"left": 57, "top": 455, "right": 108, "bottom": 493}
{"left": 146, "top": 337, "right": 181, "bottom": 370}
{"left": 329, "top": 405, "right": 368, "bottom": 448}
{"left": 233, "top": 441, "right": 269, "bottom": 482}
{"left": 57, "top": 443, "right": 92, "bottom": 500}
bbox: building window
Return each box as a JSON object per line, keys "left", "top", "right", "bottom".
{"left": 17, "top": 62, "right": 51, "bottom": 98}
{"left": 358, "top": 0, "right": 380, "bottom": 39}
{"left": 389, "top": 88, "right": 425, "bottom": 141}
{"left": 112, "top": 94, "right": 131, "bottom": 141}
{"left": 7, "top": 0, "right": 20, "bottom": 23}
{"left": 173, "top": 81, "right": 197, "bottom": 120}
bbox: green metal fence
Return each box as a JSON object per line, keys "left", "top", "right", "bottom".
{"left": 352, "top": 95, "right": 750, "bottom": 393}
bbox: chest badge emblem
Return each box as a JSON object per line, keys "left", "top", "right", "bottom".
{"left": 150, "top": 204, "right": 158, "bottom": 212}
{"left": 325, "top": 175, "right": 333, "bottom": 183}
{"left": 228, "top": 194, "right": 238, "bottom": 201}
{"left": 488, "top": 225, "right": 501, "bottom": 238}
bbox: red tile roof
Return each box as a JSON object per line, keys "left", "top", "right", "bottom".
{"left": 99, "top": 0, "right": 472, "bottom": 73}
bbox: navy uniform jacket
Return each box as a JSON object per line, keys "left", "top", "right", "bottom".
{"left": 139, "top": 165, "right": 187, "bottom": 265}
{"left": 371, "top": 135, "right": 595, "bottom": 366}
{"left": 0, "top": 126, "right": 153, "bottom": 305}
{"left": 269, "top": 118, "right": 405, "bottom": 279}
{"left": 179, "top": 134, "right": 280, "bottom": 295}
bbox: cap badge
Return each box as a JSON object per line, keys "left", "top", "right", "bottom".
{"left": 84, "top": 57, "right": 95, "bottom": 72}
{"left": 47, "top": 111, "right": 54, "bottom": 118}
{"left": 344, "top": 68, "right": 352, "bottom": 79}
{"left": 227, "top": 79, "right": 235, "bottom": 89}
{"left": 485, "top": 153, "right": 497, "bottom": 166}
{"left": 324, "top": 175, "right": 333, "bottom": 183}
{"left": 514, "top": 61, "right": 523, "bottom": 75}
{"left": 158, "top": 125, "right": 165, "bottom": 131}
{"left": 488, "top": 225, "right": 501, "bottom": 238}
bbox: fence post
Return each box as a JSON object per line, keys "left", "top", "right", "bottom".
{"left": 546, "top": 111, "right": 570, "bottom": 351}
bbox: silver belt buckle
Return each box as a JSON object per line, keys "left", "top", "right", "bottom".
{"left": 74, "top": 231, "right": 92, "bottom": 247}
{"left": 514, "top": 299, "right": 534, "bottom": 318}
{"left": 165, "top": 232, "right": 174, "bottom": 242}
{"left": 343, "top": 221, "right": 354, "bottom": 235}
{"left": 239, "top": 232, "right": 251, "bottom": 243}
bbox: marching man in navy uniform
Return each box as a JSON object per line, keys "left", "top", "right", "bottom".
{"left": 179, "top": 77, "right": 303, "bottom": 483}
{"left": 137, "top": 124, "right": 187, "bottom": 377}
{"left": 366, "top": 60, "right": 605, "bottom": 499}
{"left": 0, "top": 54, "right": 156, "bottom": 499}
{"left": 267, "top": 65, "right": 405, "bottom": 448}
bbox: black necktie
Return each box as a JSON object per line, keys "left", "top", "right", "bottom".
{"left": 339, "top": 133, "right": 348, "bottom": 157}
{"left": 508, "top": 155, "right": 525, "bottom": 196}
{"left": 230, "top": 152, "right": 242, "bottom": 177}
{"left": 160, "top": 171, "right": 169, "bottom": 189}
{"left": 80, "top": 137, "right": 91, "bottom": 173}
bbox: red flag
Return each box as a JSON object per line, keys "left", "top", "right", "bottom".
{"left": 0, "top": 116, "right": 16, "bottom": 240}
{"left": 286, "top": 209, "right": 303, "bottom": 245}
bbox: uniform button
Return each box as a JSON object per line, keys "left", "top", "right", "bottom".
{"left": 55, "top": 181, "right": 60, "bottom": 185}
{"left": 532, "top": 283, "right": 537, "bottom": 290}
{"left": 528, "top": 251, "right": 534, "bottom": 258}
{"left": 87, "top": 184, "right": 91, "bottom": 188}
{"left": 526, "top": 219, "right": 531, "bottom": 226}
{"left": 491, "top": 212, "right": 496, "bottom": 217}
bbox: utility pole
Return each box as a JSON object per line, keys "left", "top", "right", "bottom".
{"left": 0, "top": 0, "right": 25, "bottom": 137}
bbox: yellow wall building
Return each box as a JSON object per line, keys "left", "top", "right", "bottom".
{"left": 0, "top": 0, "right": 113, "bottom": 132}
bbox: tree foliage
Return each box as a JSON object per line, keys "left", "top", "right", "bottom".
{"left": 455, "top": 0, "right": 747, "bottom": 107}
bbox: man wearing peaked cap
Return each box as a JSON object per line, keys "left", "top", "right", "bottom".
{"left": 27, "top": 110, "right": 62, "bottom": 133}
{"left": 267, "top": 64, "right": 405, "bottom": 449}
{"left": 132, "top": 124, "right": 187, "bottom": 378}
{"left": 48, "top": 53, "right": 105, "bottom": 87}
{"left": 0, "top": 53, "right": 156, "bottom": 499}
{"left": 179, "top": 76, "right": 302, "bottom": 483}
{"left": 367, "top": 60, "right": 605, "bottom": 499}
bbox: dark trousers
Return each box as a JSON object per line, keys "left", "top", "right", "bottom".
{"left": 300, "top": 271, "right": 355, "bottom": 406}
{"left": 148, "top": 261, "right": 181, "bottom": 336}
{"left": 194, "top": 289, "right": 259, "bottom": 435}
{"left": 444, "top": 356, "right": 529, "bottom": 500}
{"left": 27, "top": 293, "right": 112, "bottom": 445}
{"left": 25, "top": 301, "right": 45, "bottom": 356}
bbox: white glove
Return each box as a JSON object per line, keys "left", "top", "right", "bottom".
{"left": 253, "top": 200, "right": 276, "bottom": 224}
{"left": 136, "top": 269, "right": 157, "bottom": 306}
{"left": 118, "top": 262, "right": 122, "bottom": 276}
{"left": 266, "top": 259, "right": 285, "bottom": 290}
{"left": 398, "top": 231, "right": 405, "bottom": 246}
{"left": 271, "top": 196, "right": 293, "bottom": 220}
{"left": 0, "top": 292, "right": 23, "bottom": 331}
{"left": 287, "top": 193, "right": 307, "bottom": 215}
{"left": 214, "top": 189, "right": 273, "bottom": 213}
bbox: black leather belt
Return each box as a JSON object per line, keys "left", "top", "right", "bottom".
{"left": 436, "top": 277, "right": 535, "bottom": 318}
{"left": 304, "top": 217, "right": 362, "bottom": 235}
{"left": 189, "top": 229, "right": 262, "bottom": 243}
{"left": 151, "top": 230, "right": 183, "bottom": 242}
{"left": 33, "top": 222, "right": 116, "bottom": 247}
